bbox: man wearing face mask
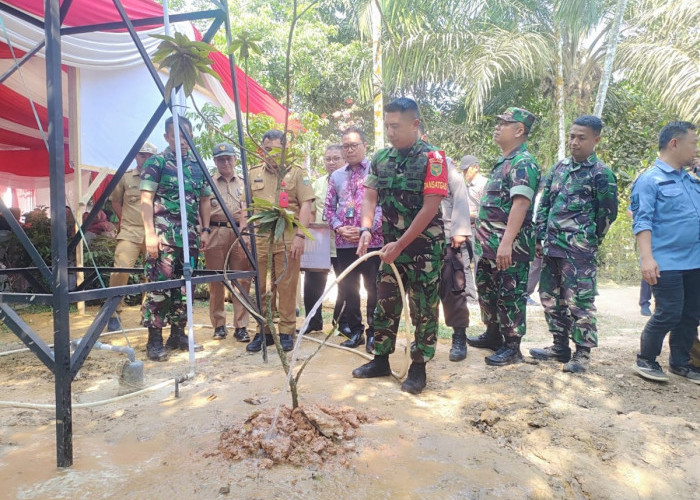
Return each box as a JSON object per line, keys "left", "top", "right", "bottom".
{"left": 531, "top": 115, "right": 618, "bottom": 373}
{"left": 467, "top": 107, "right": 540, "bottom": 366}
{"left": 246, "top": 130, "right": 315, "bottom": 353}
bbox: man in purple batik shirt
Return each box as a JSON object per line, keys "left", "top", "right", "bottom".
{"left": 325, "top": 126, "right": 383, "bottom": 352}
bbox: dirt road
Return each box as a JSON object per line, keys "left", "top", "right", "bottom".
{"left": 0, "top": 286, "right": 698, "bottom": 499}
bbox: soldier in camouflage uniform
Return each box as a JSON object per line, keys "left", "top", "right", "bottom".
{"left": 140, "top": 116, "right": 212, "bottom": 361}
{"left": 467, "top": 107, "right": 540, "bottom": 366}
{"left": 354, "top": 98, "right": 448, "bottom": 394}
{"left": 531, "top": 115, "right": 618, "bottom": 373}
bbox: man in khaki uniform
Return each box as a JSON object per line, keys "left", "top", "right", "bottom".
{"left": 203, "top": 143, "right": 252, "bottom": 342}
{"left": 106, "top": 142, "right": 157, "bottom": 332}
{"left": 247, "top": 130, "right": 315, "bottom": 352}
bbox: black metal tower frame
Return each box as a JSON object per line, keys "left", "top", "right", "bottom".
{"left": 0, "top": 0, "right": 266, "bottom": 467}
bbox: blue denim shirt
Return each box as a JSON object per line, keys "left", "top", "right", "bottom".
{"left": 631, "top": 159, "right": 700, "bottom": 271}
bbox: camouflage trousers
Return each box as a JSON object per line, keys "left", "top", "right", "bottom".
{"left": 373, "top": 238, "right": 444, "bottom": 362}
{"left": 539, "top": 255, "right": 597, "bottom": 347}
{"left": 142, "top": 243, "right": 198, "bottom": 329}
{"left": 476, "top": 258, "right": 529, "bottom": 338}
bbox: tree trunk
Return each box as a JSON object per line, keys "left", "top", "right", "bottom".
{"left": 371, "top": 0, "right": 384, "bottom": 150}
{"left": 555, "top": 24, "right": 566, "bottom": 161}
{"left": 593, "top": 0, "right": 628, "bottom": 118}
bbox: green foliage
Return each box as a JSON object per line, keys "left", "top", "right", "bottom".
{"left": 151, "top": 32, "right": 220, "bottom": 99}
{"left": 598, "top": 211, "right": 638, "bottom": 284}
{"left": 247, "top": 197, "right": 313, "bottom": 242}
{"left": 187, "top": 103, "right": 330, "bottom": 175}
{"left": 6, "top": 207, "right": 52, "bottom": 268}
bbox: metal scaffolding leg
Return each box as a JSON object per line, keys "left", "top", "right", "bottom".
{"left": 44, "top": 0, "right": 72, "bottom": 468}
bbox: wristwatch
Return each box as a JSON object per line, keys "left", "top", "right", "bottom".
{"left": 359, "top": 227, "right": 371, "bottom": 235}
{"left": 201, "top": 227, "right": 211, "bottom": 233}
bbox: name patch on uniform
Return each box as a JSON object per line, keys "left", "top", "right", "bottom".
{"left": 254, "top": 178, "right": 263, "bottom": 183}
{"left": 424, "top": 150, "right": 448, "bottom": 196}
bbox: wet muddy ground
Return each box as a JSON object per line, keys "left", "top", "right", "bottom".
{"left": 0, "top": 286, "right": 698, "bottom": 499}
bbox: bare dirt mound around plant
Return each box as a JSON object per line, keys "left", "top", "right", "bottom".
{"left": 216, "top": 404, "right": 375, "bottom": 468}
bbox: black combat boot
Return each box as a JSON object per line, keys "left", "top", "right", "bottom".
{"left": 485, "top": 338, "right": 523, "bottom": 366}
{"left": 529, "top": 336, "right": 571, "bottom": 363}
{"left": 466, "top": 324, "right": 503, "bottom": 351}
{"left": 449, "top": 327, "right": 468, "bottom": 362}
{"left": 352, "top": 354, "right": 391, "bottom": 378}
{"left": 563, "top": 345, "right": 591, "bottom": 373}
{"left": 166, "top": 324, "right": 203, "bottom": 352}
{"left": 146, "top": 327, "right": 168, "bottom": 362}
{"left": 365, "top": 326, "right": 375, "bottom": 354}
{"left": 401, "top": 362, "right": 427, "bottom": 394}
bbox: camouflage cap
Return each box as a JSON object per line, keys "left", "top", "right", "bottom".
{"left": 497, "top": 107, "right": 536, "bottom": 129}
{"left": 139, "top": 142, "right": 158, "bottom": 155}
{"left": 212, "top": 142, "right": 237, "bottom": 158}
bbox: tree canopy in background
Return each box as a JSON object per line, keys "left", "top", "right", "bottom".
{"left": 160, "top": 0, "right": 697, "bottom": 281}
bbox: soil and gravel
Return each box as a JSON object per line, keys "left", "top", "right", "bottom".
{"left": 0, "top": 285, "right": 698, "bottom": 500}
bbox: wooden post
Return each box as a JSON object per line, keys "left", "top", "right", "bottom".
{"left": 68, "top": 67, "right": 84, "bottom": 314}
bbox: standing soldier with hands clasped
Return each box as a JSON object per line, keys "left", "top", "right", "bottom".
{"left": 467, "top": 107, "right": 540, "bottom": 367}
{"left": 530, "top": 115, "right": 618, "bottom": 373}
{"left": 353, "top": 97, "right": 448, "bottom": 395}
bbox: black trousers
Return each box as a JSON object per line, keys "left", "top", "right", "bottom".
{"left": 439, "top": 245, "right": 470, "bottom": 328}
{"left": 336, "top": 247, "right": 381, "bottom": 334}
{"left": 303, "top": 257, "right": 345, "bottom": 331}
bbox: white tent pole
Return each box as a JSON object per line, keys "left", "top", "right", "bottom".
{"left": 67, "top": 66, "right": 85, "bottom": 314}
{"left": 163, "top": 1, "right": 196, "bottom": 376}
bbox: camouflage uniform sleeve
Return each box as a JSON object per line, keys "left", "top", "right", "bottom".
{"left": 508, "top": 155, "right": 538, "bottom": 202}
{"left": 201, "top": 179, "right": 213, "bottom": 198}
{"left": 295, "top": 168, "right": 316, "bottom": 205}
{"left": 139, "top": 156, "right": 164, "bottom": 192}
{"left": 364, "top": 154, "right": 379, "bottom": 189}
{"left": 594, "top": 166, "right": 618, "bottom": 242}
{"left": 535, "top": 168, "right": 554, "bottom": 242}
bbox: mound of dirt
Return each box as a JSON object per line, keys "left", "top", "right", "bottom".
{"left": 217, "top": 404, "right": 375, "bottom": 469}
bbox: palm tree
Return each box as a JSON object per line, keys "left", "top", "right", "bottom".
{"left": 616, "top": 0, "right": 700, "bottom": 122}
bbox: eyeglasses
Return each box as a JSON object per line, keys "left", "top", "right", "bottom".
{"left": 324, "top": 156, "right": 343, "bottom": 163}
{"left": 342, "top": 143, "right": 363, "bottom": 151}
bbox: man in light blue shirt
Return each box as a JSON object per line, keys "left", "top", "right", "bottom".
{"left": 631, "top": 121, "right": 700, "bottom": 384}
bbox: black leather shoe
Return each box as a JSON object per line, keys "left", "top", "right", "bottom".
{"left": 339, "top": 324, "right": 352, "bottom": 337}
{"left": 340, "top": 331, "right": 365, "bottom": 348}
{"left": 233, "top": 328, "right": 250, "bottom": 342}
{"left": 352, "top": 355, "right": 391, "bottom": 378}
{"left": 466, "top": 328, "right": 503, "bottom": 351}
{"left": 530, "top": 342, "right": 571, "bottom": 363}
{"left": 146, "top": 327, "right": 169, "bottom": 362}
{"left": 247, "top": 333, "right": 263, "bottom": 352}
{"left": 280, "top": 333, "right": 294, "bottom": 352}
{"left": 213, "top": 326, "right": 227, "bottom": 340}
{"left": 485, "top": 341, "right": 523, "bottom": 366}
{"left": 449, "top": 328, "right": 467, "bottom": 362}
{"left": 401, "top": 362, "right": 427, "bottom": 394}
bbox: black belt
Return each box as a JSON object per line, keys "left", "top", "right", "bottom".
{"left": 210, "top": 221, "right": 238, "bottom": 228}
